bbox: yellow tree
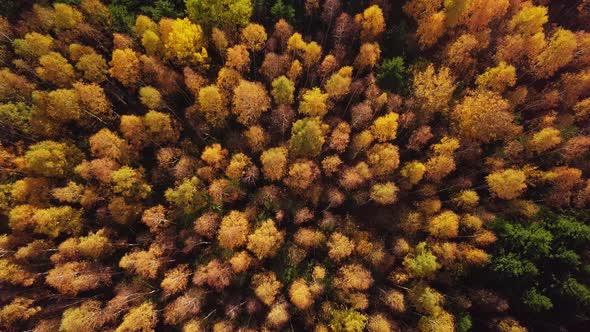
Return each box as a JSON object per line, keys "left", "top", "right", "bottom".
{"left": 299, "top": 87, "right": 329, "bottom": 117}
{"left": 35, "top": 52, "right": 75, "bottom": 87}
{"left": 198, "top": 85, "right": 228, "bottom": 127}
{"left": 476, "top": 62, "right": 517, "bottom": 93}
{"left": 533, "top": 28, "right": 577, "bottom": 78}
{"left": 218, "top": 211, "right": 250, "bottom": 249}
{"left": 260, "top": 147, "right": 288, "bottom": 180}
{"left": 109, "top": 48, "right": 140, "bottom": 88}
{"left": 486, "top": 169, "right": 527, "bottom": 200}
{"left": 241, "top": 23, "right": 267, "bottom": 52}
{"left": 247, "top": 219, "right": 285, "bottom": 259}
{"left": 359, "top": 5, "right": 385, "bottom": 41}
{"left": 453, "top": 90, "right": 520, "bottom": 144}
{"left": 412, "top": 64, "right": 455, "bottom": 116}
{"left": 370, "top": 112, "right": 399, "bottom": 142}
{"left": 508, "top": 5, "right": 548, "bottom": 36}
{"left": 164, "top": 18, "right": 208, "bottom": 66}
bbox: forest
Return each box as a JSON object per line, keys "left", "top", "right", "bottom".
{"left": 0, "top": 0, "right": 589, "bottom": 331}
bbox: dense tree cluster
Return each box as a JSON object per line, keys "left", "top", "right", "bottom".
{"left": 0, "top": 0, "right": 589, "bottom": 331}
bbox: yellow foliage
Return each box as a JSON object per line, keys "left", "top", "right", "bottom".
{"left": 476, "top": 61, "right": 517, "bottom": 92}
{"left": 427, "top": 211, "right": 460, "bottom": 238}
{"left": 252, "top": 271, "right": 282, "bottom": 305}
{"left": 247, "top": 219, "right": 284, "bottom": 259}
{"left": 370, "top": 112, "right": 399, "bottom": 142}
{"left": 164, "top": 18, "right": 208, "bottom": 66}
{"left": 260, "top": 147, "right": 288, "bottom": 181}
{"left": 487, "top": 169, "right": 527, "bottom": 200}
{"left": 327, "top": 232, "right": 355, "bottom": 261}
{"left": 218, "top": 210, "right": 250, "bottom": 249}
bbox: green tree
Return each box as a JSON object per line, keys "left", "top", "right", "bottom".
{"left": 185, "top": 0, "right": 252, "bottom": 30}
{"left": 376, "top": 56, "right": 407, "bottom": 92}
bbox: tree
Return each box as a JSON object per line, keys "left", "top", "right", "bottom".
{"left": 289, "top": 279, "right": 313, "bottom": 310}
{"left": 299, "top": 87, "right": 329, "bottom": 117}
{"left": 508, "top": 5, "right": 548, "bottom": 36}
{"left": 476, "top": 61, "right": 517, "bottom": 92}
{"left": 78, "top": 228, "right": 114, "bottom": 259}
{"left": 303, "top": 41, "right": 322, "bottom": 68}
{"left": 46, "top": 261, "right": 111, "bottom": 295}
{"left": 144, "top": 110, "right": 179, "bottom": 144}
{"left": 116, "top": 301, "right": 157, "bottom": 332}
{"left": 201, "top": 143, "right": 229, "bottom": 169}
{"left": 367, "top": 143, "right": 400, "bottom": 176}
{"left": 111, "top": 166, "right": 152, "bottom": 200}
{"left": 25, "top": 141, "right": 82, "bottom": 178}
{"left": 232, "top": 80, "right": 270, "bottom": 125}
{"left": 241, "top": 23, "right": 267, "bottom": 52}
{"left": 0, "top": 258, "right": 34, "bottom": 286}
{"left": 164, "top": 18, "right": 208, "bottom": 66}
{"left": 529, "top": 127, "right": 561, "bottom": 154}
{"left": 193, "top": 259, "right": 233, "bottom": 291}
{"left": 359, "top": 5, "right": 385, "bottom": 41}
{"left": 163, "top": 288, "right": 204, "bottom": 324}
{"left": 412, "top": 64, "right": 455, "bottom": 116}
{"left": 271, "top": 0, "right": 295, "bottom": 23}
{"left": 119, "top": 244, "right": 164, "bottom": 279}
{"left": 401, "top": 161, "right": 426, "bottom": 185}
{"left": 139, "top": 86, "right": 162, "bottom": 109}
{"left": 60, "top": 300, "right": 104, "bottom": 332}
{"left": 109, "top": 48, "right": 140, "bottom": 88}
{"left": 165, "top": 177, "right": 207, "bottom": 214}
{"left": 453, "top": 90, "right": 520, "bottom": 144}
{"left": 218, "top": 210, "right": 250, "bottom": 249}
{"left": 251, "top": 271, "right": 282, "bottom": 305}
{"left": 0, "top": 297, "right": 40, "bottom": 329}
{"left": 89, "top": 128, "right": 130, "bottom": 163}
{"left": 329, "top": 308, "right": 368, "bottom": 332}
{"left": 428, "top": 211, "right": 460, "bottom": 238}
{"left": 197, "top": 85, "right": 228, "bottom": 127}
{"left": 486, "top": 169, "right": 527, "bottom": 200}
{"left": 53, "top": 3, "right": 83, "bottom": 30}
{"left": 416, "top": 12, "right": 446, "bottom": 48}
{"left": 418, "top": 311, "right": 455, "bottom": 332}
{"left": 325, "top": 66, "right": 352, "bottom": 100}
{"left": 403, "top": 242, "right": 441, "bottom": 279}
{"left": 271, "top": 75, "right": 295, "bottom": 105}
{"left": 370, "top": 182, "right": 398, "bottom": 205}
{"left": 226, "top": 44, "right": 250, "bottom": 72}
{"left": 185, "top": 0, "right": 252, "bottom": 30}
{"left": 533, "top": 28, "right": 577, "bottom": 78}
{"left": 354, "top": 42, "right": 381, "bottom": 71}
{"left": 284, "top": 159, "right": 320, "bottom": 190}
{"left": 35, "top": 52, "right": 75, "bottom": 87}
{"left": 0, "top": 69, "right": 36, "bottom": 103}
{"left": 260, "top": 147, "right": 288, "bottom": 180}
{"left": 247, "top": 219, "right": 284, "bottom": 259}
{"left": 463, "top": 0, "right": 509, "bottom": 32}
{"left": 376, "top": 57, "right": 407, "bottom": 92}
{"left": 327, "top": 232, "right": 354, "bottom": 261}
{"left": 370, "top": 112, "right": 399, "bottom": 142}
{"left": 329, "top": 122, "right": 351, "bottom": 153}
{"left": 76, "top": 53, "right": 108, "bottom": 82}
{"left": 289, "top": 117, "right": 328, "bottom": 158}
{"left": 13, "top": 32, "right": 53, "bottom": 61}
